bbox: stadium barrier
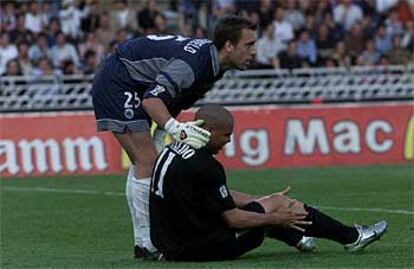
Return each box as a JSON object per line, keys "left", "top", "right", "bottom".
{"left": 1, "top": 65, "right": 413, "bottom": 112}
{"left": 1, "top": 102, "right": 412, "bottom": 177}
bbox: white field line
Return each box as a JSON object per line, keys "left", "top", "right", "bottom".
{"left": 319, "top": 206, "right": 414, "bottom": 216}
{"left": 2, "top": 186, "right": 124, "bottom": 197}
{"left": 2, "top": 186, "right": 414, "bottom": 215}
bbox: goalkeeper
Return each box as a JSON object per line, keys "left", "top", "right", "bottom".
{"left": 91, "top": 15, "right": 257, "bottom": 258}
{"left": 149, "top": 104, "right": 388, "bottom": 261}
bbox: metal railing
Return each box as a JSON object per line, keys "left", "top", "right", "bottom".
{"left": 1, "top": 65, "right": 413, "bottom": 112}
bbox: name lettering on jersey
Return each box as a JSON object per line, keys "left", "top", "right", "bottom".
{"left": 170, "top": 142, "right": 195, "bottom": 159}
{"left": 219, "top": 185, "right": 228, "bottom": 198}
{"left": 183, "top": 39, "right": 211, "bottom": 54}
{"left": 150, "top": 85, "right": 166, "bottom": 96}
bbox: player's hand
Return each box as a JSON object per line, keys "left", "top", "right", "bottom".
{"left": 164, "top": 118, "right": 211, "bottom": 149}
{"left": 270, "top": 201, "right": 312, "bottom": 232}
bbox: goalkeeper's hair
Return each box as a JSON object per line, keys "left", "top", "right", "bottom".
{"left": 213, "top": 15, "right": 257, "bottom": 50}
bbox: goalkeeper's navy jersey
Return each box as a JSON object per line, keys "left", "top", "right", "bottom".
{"left": 115, "top": 35, "right": 223, "bottom": 115}
{"left": 149, "top": 142, "right": 236, "bottom": 258}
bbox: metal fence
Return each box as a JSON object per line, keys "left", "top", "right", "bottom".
{"left": 1, "top": 65, "right": 413, "bottom": 112}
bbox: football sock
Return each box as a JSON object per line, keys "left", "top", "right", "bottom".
{"left": 135, "top": 176, "right": 157, "bottom": 253}
{"left": 303, "top": 205, "right": 359, "bottom": 245}
{"left": 266, "top": 226, "right": 303, "bottom": 247}
{"left": 126, "top": 165, "right": 144, "bottom": 248}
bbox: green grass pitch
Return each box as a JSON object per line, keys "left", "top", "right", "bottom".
{"left": 1, "top": 164, "right": 413, "bottom": 268}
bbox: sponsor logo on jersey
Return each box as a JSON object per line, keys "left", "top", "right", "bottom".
{"left": 219, "top": 185, "right": 228, "bottom": 198}
{"left": 150, "top": 85, "right": 166, "bottom": 96}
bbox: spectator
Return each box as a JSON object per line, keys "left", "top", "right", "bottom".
{"left": 78, "top": 32, "right": 104, "bottom": 63}
{"left": 361, "top": 14, "right": 377, "bottom": 40}
{"left": 40, "top": 2, "right": 55, "bottom": 25}
{"left": 358, "top": 39, "right": 381, "bottom": 66}
{"left": 110, "top": 0, "right": 137, "bottom": 32}
{"left": 257, "top": 0, "right": 274, "bottom": 31}
{"left": 61, "top": 59, "right": 80, "bottom": 75}
{"left": 153, "top": 13, "right": 167, "bottom": 34}
{"left": 388, "top": 36, "right": 413, "bottom": 65}
{"left": 114, "top": 28, "right": 129, "bottom": 43}
{"left": 385, "top": 8, "right": 404, "bottom": 37}
{"left": 375, "top": 0, "right": 398, "bottom": 14}
{"left": 83, "top": 50, "right": 98, "bottom": 74}
{"left": 179, "top": 21, "right": 194, "bottom": 37}
{"left": 395, "top": 0, "right": 413, "bottom": 24}
{"left": 255, "top": 23, "right": 286, "bottom": 69}
{"left": 315, "top": 24, "right": 336, "bottom": 64}
{"left": 49, "top": 31, "right": 80, "bottom": 68}
{"left": 59, "top": 0, "right": 85, "bottom": 40}
{"left": 378, "top": 54, "right": 391, "bottom": 67}
{"left": 359, "top": 0, "right": 378, "bottom": 19}
{"left": 324, "top": 57, "right": 338, "bottom": 67}
{"left": 138, "top": 0, "right": 160, "bottom": 34}
{"left": 9, "top": 14, "right": 34, "bottom": 44}
{"left": 272, "top": 7, "right": 294, "bottom": 43}
{"left": 296, "top": 29, "right": 317, "bottom": 65}
{"left": 194, "top": 26, "right": 207, "bottom": 38}
{"left": 298, "top": 0, "right": 311, "bottom": 12}
{"left": 374, "top": 24, "right": 392, "bottom": 54}
{"left": 313, "top": 0, "right": 331, "bottom": 26}
{"left": 277, "top": 41, "right": 303, "bottom": 69}
{"left": 24, "top": 1, "right": 47, "bottom": 34}
{"left": 304, "top": 12, "right": 318, "bottom": 38}
{"left": 401, "top": 20, "right": 413, "bottom": 49}
{"left": 16, "top": 41, "right": 33, "bottom": 75}
{"left": 18, "top": 2, "right": 30, "bottom": 14}
{"left": 105, "top": 40, "right": 119, "bottom": 56}
{"left": 96, "top": 12, "right": 115, "bottom": 51}
{"left": 0, "top": 32, "right": 18, "bottom": 75}
{"left": 1, "top": 1, "right": 17, "bottom": 31}
{"left": 331, "top": 41, "right": 351, "bottom": 67}
{"left": 321, "top": 12, "right": 344, "bottom": 42}
{"left": 344, "top": 22, "right": 365, "bottom": 62}
{"left": 212, "top": 0, "right": 236, "bottom": 19}
{"left": 284, "top": 0, "right": 306, "bottom": 31}
{"left": 333, "top": 0, "right": 363, "bottom": 31}
{"left": 81, "top": 0, "right": 100, "bottom": 33}
{"left": 3, "top": 59, "right": 23, "bottom": 76}
{"left": 28, "top": 32, "right": 51, "bottom": 63}
{"left": 249, "top": 11, "right": 260, "bottom": 30}
{"left": 30, "top": 57, "right": 58, "bottom": 76}
{"left": 45, "top": 17, "right": 62, "bottom": 47}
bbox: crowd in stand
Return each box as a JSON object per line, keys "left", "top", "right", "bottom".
{"left": 0, "top": 0, "right": 413, "bottom": 77}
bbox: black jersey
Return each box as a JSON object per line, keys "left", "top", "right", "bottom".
{"left": 149, "top": 142, "right": 236, "bottom": 257}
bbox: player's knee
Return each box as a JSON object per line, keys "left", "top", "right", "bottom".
{"left": 268, "top": 193, "right": 300, "bottom": 209}
{"left": 268, "top": 193, "right": 289, "bottom": 205}
{"left": 131, "top": 147, "right": 157, "bottom": 169}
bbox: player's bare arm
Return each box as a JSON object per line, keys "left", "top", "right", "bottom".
{"left": 221, "top": 206, "right": 311, "bottom": 232}
{"left": 230, "top": 190, "right": 260, "bottom": 207}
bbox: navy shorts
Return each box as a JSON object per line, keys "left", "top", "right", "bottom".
{"left": 166, "top": 202, "right": 266, "bottom": 262}
{"left": 91, "top": 54, "right": 151, "bottom": 133}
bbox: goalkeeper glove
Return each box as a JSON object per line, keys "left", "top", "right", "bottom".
{"left": 164, "top": 118, "right": 211, "bottom": 149}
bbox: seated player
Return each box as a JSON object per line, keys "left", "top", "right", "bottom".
{"left": 149, "top": 104, "right": 388, "bottom": 261}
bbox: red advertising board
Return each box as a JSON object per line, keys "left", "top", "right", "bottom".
{"left": 0, "top": 112, "right": 121, "bottom": 177}
{"left": 1, "top": 103, "right": 413, "bottom": 177}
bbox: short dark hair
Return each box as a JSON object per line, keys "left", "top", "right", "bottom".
{"left": 213, "top": 15, "right": 257, "bottom": 50}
